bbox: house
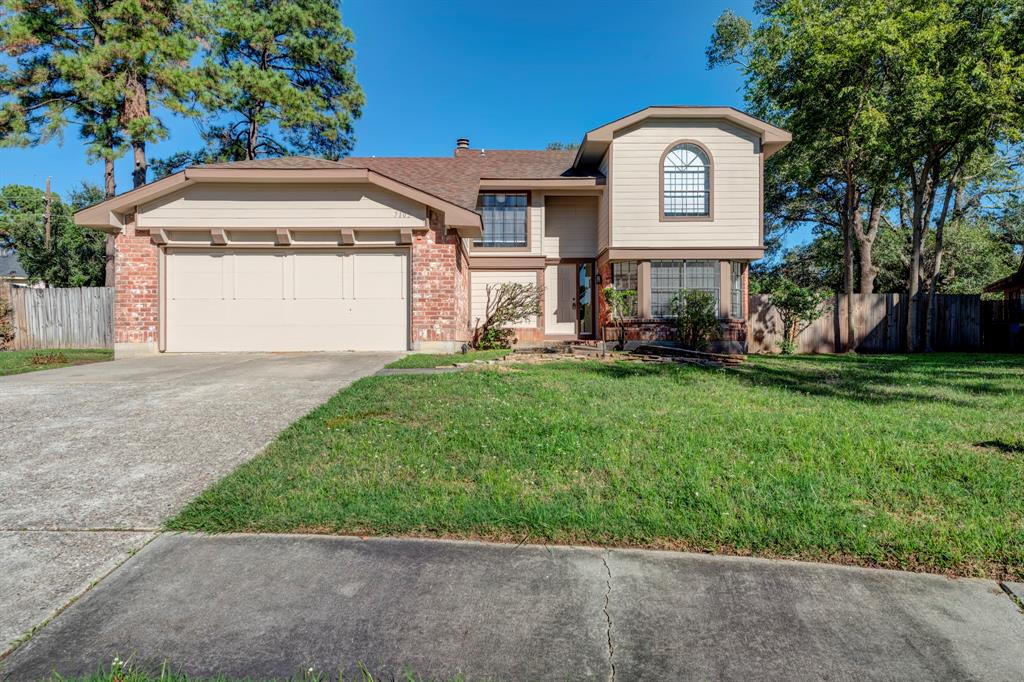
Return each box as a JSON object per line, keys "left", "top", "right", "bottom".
{"left": 75, "top": 106, "right": 791, "bottom": 358}
{"left": 0, "top": 248, "right": 30, "bottom": 286}
{"left": 983, "top": 255, "right": 1024, "bottom": 303}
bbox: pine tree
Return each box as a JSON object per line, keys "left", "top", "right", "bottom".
{"left": 170, "top": 0, "right": 364, "bottom": 168}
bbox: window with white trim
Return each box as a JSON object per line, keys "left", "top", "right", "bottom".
{"left": 611, "top": 261, "right": 639, "bottom": 317}
{"left": 663, "top": 144, "right": 710, "bottom": 217}
{"left": 650, "top": 260, "right": 719, "bottom": 317}
{"left": 731, "top": 262, "right": 744, "bottom": 319}
{"left": 474, "top": 192, "right": 528, "bottom": 248}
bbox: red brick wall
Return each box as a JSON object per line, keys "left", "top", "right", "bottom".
{"left": 412, "top": 211, "right": 469, "bottom": 344}
{"left": 114, "top": 218, "right": 159, "bottom": 346}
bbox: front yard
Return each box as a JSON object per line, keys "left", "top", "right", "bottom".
{"left": 169, "top": 353, "right": 1024, "bottom": 579}
{"left": 0, "top": 348, "right": 112, "bottom": 376}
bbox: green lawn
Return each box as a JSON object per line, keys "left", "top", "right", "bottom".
{"left": 0, "top": 348, "right": 112, "bottom": 376}
{"left": 169, "top": 353, "right": 1024, "bottom": 579}
{"left": 385, "top": 349, "right": 511, "bottom": 369}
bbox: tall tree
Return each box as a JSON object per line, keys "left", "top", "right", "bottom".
{"left": 0, "top": 0, "right": 201, "bottom": 190}
{"left": 155, "top": 0, "right": 363, "bottom": 174}
{"left": 708, "top": 1, "right": 896, "bottom": 349}
{"left": 884, "top": 0, "right": 1024, "bottom": 350}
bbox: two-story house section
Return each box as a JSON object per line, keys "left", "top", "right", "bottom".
{"left": 75, "top": 107, "right": 790, "bottom": 357}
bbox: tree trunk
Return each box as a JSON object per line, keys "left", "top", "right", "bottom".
{"left": 104, "top": 157, "right": 116, "bottom": 198}
{"left": 854, "top": 193, "right": 883, "bottom": 295}
{"left": 841, "top": 182, "right": 859, "bottom": 352}
{"left": 904, "top": 162, "right": 935, "bottom": 352}
{"left": 923, "top": 177, "right": 959, "bottom": 352}
{"left": 124, "top": 73, "right": 150, "bottom": 188}
{"left": 104, "top": 154, "right": 116, "bottom": 286}
{"left": 247, "top": 116, "right": 259, "bottom": 160}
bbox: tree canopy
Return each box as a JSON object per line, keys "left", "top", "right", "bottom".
{"left": 0, "top": 183, "right": 107, "bottom": 287}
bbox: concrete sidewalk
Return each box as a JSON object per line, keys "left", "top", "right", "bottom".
{"left": 3, "top": 534, "right": 1022, "bottom": 681}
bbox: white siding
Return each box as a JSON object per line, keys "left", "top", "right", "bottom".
{"left": 543, "top": 196, "right": 598, "bottom": 258}
{"left": 610, "top": 120, "right": 761, "bottom": 248}
{"left": 470, "top": 270, "right": 539, "bottom": 328}
{"left": 138, "top": 183, "right": 426, "bottom": 229}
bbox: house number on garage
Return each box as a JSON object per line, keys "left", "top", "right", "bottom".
{"left": 393, "top": 210, "right": 413, "bottom": 219}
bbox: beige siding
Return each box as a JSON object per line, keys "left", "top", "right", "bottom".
{"left": 470, "top": 270, "right": 539, "bottom": 328}
{"left": 597, "top": 152, "right": 610, "bottom": 252}
{"left": 610, "top": 120, "right": 760, "bottom": 248}
{"left": 543, "top": 196, "right": 598, "bottom": 258}
{"left": 138, "top": 183, "right": 426, "bottom": 229}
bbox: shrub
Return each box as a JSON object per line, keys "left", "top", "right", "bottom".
{"left": 0, "top": 297, "right": 13, "bottom": 350}
{"left": 471, "top": 282, "right": 542, "bottom": 350}
{"left": 602, "top": 285, "right": 637, "bottom": 350}
{"left": 770, "top": 278, "right": 831, "bottom": 354}
{"left": 669, "top": 289, "right": 720, "bottom": 350}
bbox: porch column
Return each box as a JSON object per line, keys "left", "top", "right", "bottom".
{"left": 638, "top": 260, "right": 652, "bottom": 318}
{"left": 719, "top": 260, "right": 732, "bottom": 319}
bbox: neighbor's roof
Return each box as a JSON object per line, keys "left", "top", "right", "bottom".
{"left": 0, "top": 249, "right": 27, "bottom": 279}
{"left": 983, "top": 256, "right": 1024, "bottom": 293}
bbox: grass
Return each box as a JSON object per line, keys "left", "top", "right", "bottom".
{"left": 385, "top": 350, "right": 510, "bottom": 369}
{"left": 168, "top": 353, "right": 1024, "bottom": 579}
{"left": 0, "top": 348, "right": 112, "bottom": 376}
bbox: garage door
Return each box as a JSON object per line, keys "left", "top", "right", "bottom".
{"left": 165, "top": 248, "right": 408, "bottom": 352}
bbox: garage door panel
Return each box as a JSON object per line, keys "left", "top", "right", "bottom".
{"left": 232, "top": 254, "right": 285, "bottom": 300}
{"left": 352, "top": 252, "right": 407, "bottom": 300}
{"left": 166, "top": 249, "right": 408, "bottom": 352}
{"left": 293, "top": 253, "right": 344, "bottom": 300}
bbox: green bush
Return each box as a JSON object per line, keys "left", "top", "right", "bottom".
{"left": 669, "top": 289, "right": 720, "bottom": 350}
{"left": 475, "top": 326, "right": 514, "bottom": 350}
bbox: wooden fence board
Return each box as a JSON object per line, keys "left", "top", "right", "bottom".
{"left": 748, "top": 293, "right": 989, "bottom": 354}
{"left": 6, "top": 286, "right": 114, "bottom": 350}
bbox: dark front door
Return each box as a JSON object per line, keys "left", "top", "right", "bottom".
{"left": 577, "top": 261, "right": 595, "bottom": 338}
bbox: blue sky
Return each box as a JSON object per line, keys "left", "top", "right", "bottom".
{"left": 3, "top": 0, "right": 791, "bottom": 235}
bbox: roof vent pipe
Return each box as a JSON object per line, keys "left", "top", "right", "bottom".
{"left": 456, "top": 138, "right": 470, "bottom": 149}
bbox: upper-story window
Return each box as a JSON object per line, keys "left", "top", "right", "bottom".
{"left": 475, "top": 192, "right": 528, "bottom": 248}
{"left": 661, "top": 142, "right": 711, "bottom": 219}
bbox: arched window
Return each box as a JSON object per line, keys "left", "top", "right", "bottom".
{"left": 661, "top": 142, "right": 711, "bottom": 219}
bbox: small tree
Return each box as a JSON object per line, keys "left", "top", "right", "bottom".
{"left": 602, "top": 285, "right": 637, "bottom": 350}
{"left": 472, "top": 282, "right": 542, "bottom": 350}
{"left": 770, "top": 278, "right": 831, "bottom": 354}
{"left": 670, "top": 290, "right": 720, "bottom": 351}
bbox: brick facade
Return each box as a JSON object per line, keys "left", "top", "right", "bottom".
{"left": 114, "top": 218, "right": 159, "bottom": 352}
{"left": 411, "top": 210, "right": 470, "bottom": 347}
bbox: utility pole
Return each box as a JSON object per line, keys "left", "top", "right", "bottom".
{"left": 44, "top": 176, "right": 52, "bottom": 250}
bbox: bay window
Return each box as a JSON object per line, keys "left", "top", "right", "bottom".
{"left": 650, "top": 260, "right": 719, "bottom": 317}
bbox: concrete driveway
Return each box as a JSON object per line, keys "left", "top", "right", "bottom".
{"left": 0, "top": 352, "right": 397, "bottom": 652}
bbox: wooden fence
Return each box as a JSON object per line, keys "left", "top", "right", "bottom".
{"left": 3, "top": 285, "right": 114, "bottom": 350}
{"left": 748, "top": 293, "right": 988, "bottom": 354}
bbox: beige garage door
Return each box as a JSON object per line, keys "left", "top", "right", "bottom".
{"left": 165, "top": 248, "right": 408, "bottom": 352}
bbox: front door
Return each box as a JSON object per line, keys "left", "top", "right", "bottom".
{"left": 577, "top": 261, "right": 595, "bottom": 338}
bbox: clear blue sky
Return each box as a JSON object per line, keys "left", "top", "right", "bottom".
{"left": 3, "top": 0, "right": 795, "bottom": 236}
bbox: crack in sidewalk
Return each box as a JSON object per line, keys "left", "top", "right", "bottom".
{"left": 601, "top": 551, "right": 616, "bottom": 682}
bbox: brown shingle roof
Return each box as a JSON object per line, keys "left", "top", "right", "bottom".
{"left": 338, "top": 150, "right": 596, "bottom": 209}
{"left": 197, "top": 156, "right": 345, "bottom": 170}
{"left": 194, "top": 151, "right": 600, "bottom": 210}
